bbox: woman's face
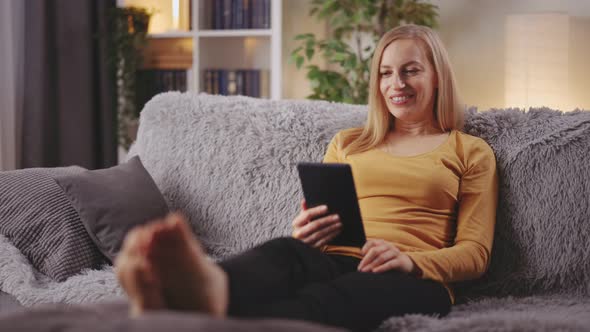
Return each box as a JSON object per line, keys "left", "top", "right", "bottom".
{"left": 378, "top": 38, "right": 438, "bottom": 124}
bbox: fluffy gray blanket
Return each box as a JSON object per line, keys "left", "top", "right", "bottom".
{"left": 0, "top": 235, "right": 121, "bottom": 306}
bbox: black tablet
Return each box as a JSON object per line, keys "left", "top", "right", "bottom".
{"left": 296, "top": 162, "right": 366, "bottom": 247}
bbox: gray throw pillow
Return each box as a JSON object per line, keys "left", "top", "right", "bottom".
{"left": 0, "top": 167, "right": 107, "bottom": 282}
{"left": 54, "top": 156, "right": 169, "bottom": 262}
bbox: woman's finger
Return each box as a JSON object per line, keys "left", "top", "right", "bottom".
{"left": 291, "top": 211, "right": 309, "bottom": 228}
{"left": 306, "top": 204, "right": 329, "bottom": 219}
{"left": 304, "top": 220, "right": 342, "bottom": 246}
{"left": 292, "top": 205, "right": 328, "bottom": 228}
{"left": 361, "top": 249, "right": 398, "bottom": 272}
{"left": 361, "top": 239, "right": 380, "bottom": 255}
{"left": 372, "top": 258, "right": 402, "bottom": 273}
{"left": 358, "top": 245, "right": 388, "bottom": 271}
{"left": 296, "top": 213, "right": 339, "bottom": 239}
{"left": 310, "top": 227, "right": 341, "bottom": 248}
{"left": 309, "top": 225, "right": 342, "bottom": 248}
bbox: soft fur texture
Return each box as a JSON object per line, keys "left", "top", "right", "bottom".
{"left": 128, "top": 94, "right": 367, "bottom": 257}
{"left": 378, "top": 295, "right": 590, "bottom": 331}
{"left": 1, "top": 93, "right": 589, "bottom": 331}
{"left": 458, "top": 108, "right": 590, "bottom": 299}
{"left": 0, "top": 235, "right": 121, "bottom": 306}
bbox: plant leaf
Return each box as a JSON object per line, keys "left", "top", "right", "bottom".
{"left": 296, "top": 56, "right": 304, "bottom": 69}
{"left": 305, "top": 47, "right": 315, "bottom": 61}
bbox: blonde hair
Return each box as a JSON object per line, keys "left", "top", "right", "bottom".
{"left": 342, "top": 24, "right": 464, "bottom": 156}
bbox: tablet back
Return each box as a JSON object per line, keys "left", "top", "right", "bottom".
{"left": 297, "top": 162, "right": 366, "bottom": 247}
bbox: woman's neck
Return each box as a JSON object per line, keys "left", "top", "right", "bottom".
{"left": 391, "top": 121, "right": 443, "bottom": 137}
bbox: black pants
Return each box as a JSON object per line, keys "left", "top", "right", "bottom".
{"left": 218, "top": 237, "right": 451, "bottom": 331}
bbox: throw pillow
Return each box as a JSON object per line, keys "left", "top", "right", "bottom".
{"left": 0, "top": 167, "right": 107, "bottom": 282}
{"left": 54, "top": 156, "right": 169, "bottom": 262}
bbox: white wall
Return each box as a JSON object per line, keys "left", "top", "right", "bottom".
{"left": 282, "top": 0, "right": 590, "bottom": 111}
{"left": 432, "top": 0, "right": 590, "bottom": 111}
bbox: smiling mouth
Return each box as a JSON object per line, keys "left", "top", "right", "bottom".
{"left": 389, "top": 94, "right": 413, "bottom": 105}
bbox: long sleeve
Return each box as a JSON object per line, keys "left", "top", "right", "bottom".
{"left": 406, "top": 142, "right": 499, "bottom": 283}
{"left": 322, "top": 134, "right": 341, "bottom": 163}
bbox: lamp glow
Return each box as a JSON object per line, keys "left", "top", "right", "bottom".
{"left": 172, "top": 0, "right": 180, "bottom": 30}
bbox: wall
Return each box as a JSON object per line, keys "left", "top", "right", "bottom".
{"left": 281, "top": 0, "right": 327, "bottom": 100}
{"left": 282, "top": 0, "right": 590, "bottom": 111}
{"left": 431, "top": 0, "right": 590, "bottom": 111}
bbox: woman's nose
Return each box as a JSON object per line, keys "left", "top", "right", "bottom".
{"left": 391, "top": 72, "right": 406, "bottom": 90}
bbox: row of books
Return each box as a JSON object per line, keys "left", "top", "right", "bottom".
{"left": 203, "top": 69, "right": 269, "bottom": 98}
{"left": 136, "top": 69, "right": 189, "bottom": 110}
{"left": 210, "top": 0, "right": 271, "bottom": 30}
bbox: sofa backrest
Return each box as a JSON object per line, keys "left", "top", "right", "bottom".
{"left": 458, "top": 107, "right": 590, "bottom": 300}
{"left": 130, "top": 93, "right": 366, "bottom": 257}
{"left": 131, "top": 93, "right": 590, "bottom": 300}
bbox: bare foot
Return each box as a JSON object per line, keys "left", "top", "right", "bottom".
{"left": 116, "top": 213, "right": 229, "bottom": 317}
{"left": 115, "top": 224, "right": 166, "bottom": 317}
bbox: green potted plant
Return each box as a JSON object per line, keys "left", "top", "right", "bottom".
{"left": 109, "top": 6, "right": 151, "bottom": 150}
{"left": 291, "top": 0, "right": 438, "bottom": 104}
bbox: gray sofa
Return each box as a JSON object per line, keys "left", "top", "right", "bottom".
{"left": 1, "top": 93, "right": 589, "bottom": 331}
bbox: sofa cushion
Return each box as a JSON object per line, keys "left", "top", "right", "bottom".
{"left": 54, "top": 156, "right": 169, "bottom": 262}
{"left": 378, "top": 294, "right": 590, "bottom": 331}
{"left": 457, "top": 108, "right": 590, "bottom": 299}
{"left": 0, "top": 167, "right": 106, "bottom": 281}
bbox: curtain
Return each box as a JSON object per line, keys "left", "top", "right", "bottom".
{"left": 0, "top": 0, "right": 24, "bottom": 171}
{"left": 21, "top": 0, "right": 117, "bottom": 170}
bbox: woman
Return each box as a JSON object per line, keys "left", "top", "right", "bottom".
{"left": 115, "top": 24, "right": 498, "bottom": 332}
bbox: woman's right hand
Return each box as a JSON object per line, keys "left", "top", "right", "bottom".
{"left": 291, "top": 199, "right": 342, "bottom": 248}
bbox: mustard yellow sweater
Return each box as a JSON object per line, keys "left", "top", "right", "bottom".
{"left": 322, "top": 129, "right": 499, "bottom": 304}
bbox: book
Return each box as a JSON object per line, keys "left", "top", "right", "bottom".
{"left": 213, "top": 0, "right": 223, "bottom": 29}
{"left": 227, "top": 70, "right": 237, "bottom": 95}
{"left": 251, "top": 0, "right": 261, "bottom": 29}
{"left": 204, "top": 68, "right": 267, "bottom": 97}
{"left": 212, "top": 70, "right": 220, "bottom": 95}
{"left": 243, "top": 0, "right": 251, "bottom": 29}
{"left": 233, "top": 0, "right": 243, "bottom": 29}
{"left": 136, "top": 69, "right": 189, "bottom": 110}
{"left": 252, "top": 70, "right": 260, "bottom": 98}
{"left": 223, "top": 0, "right": 232, "bottom": 29}
{"left": 236, "top": 70, "right": 245, "bottom": 95}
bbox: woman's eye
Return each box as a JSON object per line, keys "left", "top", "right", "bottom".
{"left": 404, "top": 69, "right": 419, "bottom": 75}
{"left": 380, "top": 72, "right": 392, "bottom": 77}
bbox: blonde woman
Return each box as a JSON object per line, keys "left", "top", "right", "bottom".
{"left": 115, "top": 24, "right": 498, "bottom": 331}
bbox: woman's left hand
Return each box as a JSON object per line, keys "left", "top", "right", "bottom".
{"left": 357, "top": 239, "right": 416, "bottom": 274}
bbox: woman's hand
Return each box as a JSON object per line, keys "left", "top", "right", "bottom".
{"left": 358, "top": 239, "right": 417, "bottom": 274}
{"left": 292, "top": 199, "right": 342, "bottom": 248}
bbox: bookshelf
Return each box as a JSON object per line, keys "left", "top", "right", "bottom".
{"left": 117, "top": 0, "right": 282, "bottom": 100}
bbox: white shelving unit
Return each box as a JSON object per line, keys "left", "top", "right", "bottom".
{"left": 118, "top": 0, "right": 282, "bottom": 99}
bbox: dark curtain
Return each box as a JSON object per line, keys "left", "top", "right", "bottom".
{"left": 21, "top": 0, "right": 117, "bottom": 169}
